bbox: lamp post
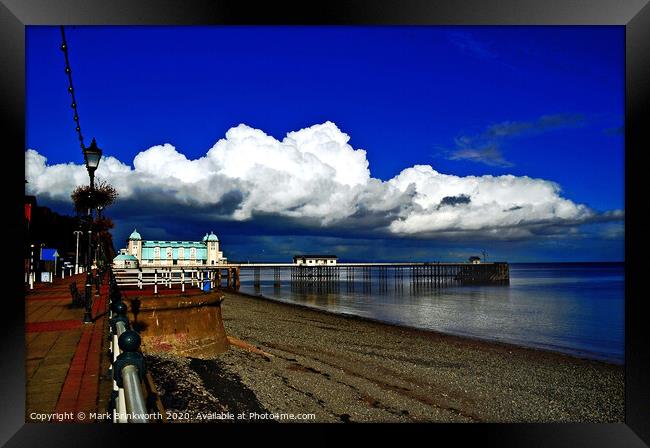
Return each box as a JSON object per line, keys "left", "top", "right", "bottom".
{"left": 73, "top": 229, "right": 82, "bottom": 274}
{"left": 83, "top": 138, "right": 102, "bottom": 324}
{"left": 94, "top": 205, "right": 104, "bottom": 297}
{"left": 96, "top": 205, "right": 104, "bottom": 267}
{"left": 29, "top": 244, "right": 35, "bottom": 289}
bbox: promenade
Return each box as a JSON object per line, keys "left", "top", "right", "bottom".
{"left": 25, "top": 271, "right": 113, "bottom": 422}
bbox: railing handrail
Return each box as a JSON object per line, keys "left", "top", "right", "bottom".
{"left": 108, "top": 267, "right": 150, "bottom": 423}
{"left": 121, "top": 365, "right": 148, "bottom": 423}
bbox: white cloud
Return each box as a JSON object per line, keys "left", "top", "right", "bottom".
{"left": 25, "top": 121, "right": 606, "bottom": 237}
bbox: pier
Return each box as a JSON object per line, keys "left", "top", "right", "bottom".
{"left": 113, "top": 262, "right": 509, "bottom": 291}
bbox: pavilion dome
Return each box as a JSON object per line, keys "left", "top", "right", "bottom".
{"left": 206, "top": 231, "right": 219, "bottom": 242}
{"left": 128, "top": 229, "right": 142, "bottom": 240}
{"left": 113, "top": 254, "right": 138, "bottom": 262}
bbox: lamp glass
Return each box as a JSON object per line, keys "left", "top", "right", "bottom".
{"left": 84, "top": 139, "right": 102, "bottom": 169}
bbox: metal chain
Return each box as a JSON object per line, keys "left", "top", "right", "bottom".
{"left": 59, "top": 26, "right": 85, "bottom": 151}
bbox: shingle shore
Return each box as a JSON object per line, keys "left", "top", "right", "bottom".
{"left": 146, "top": 291, "right": 624, "bottom": 423}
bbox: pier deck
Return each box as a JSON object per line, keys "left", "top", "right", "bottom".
{"left": 113, "top": 261, "right": 509, "bottom": 292}
{"left": 25, "top": 271, "right": 113, "bottom": 422}
{"left": 234, "top": 262, "right": 509, "bottom": 287}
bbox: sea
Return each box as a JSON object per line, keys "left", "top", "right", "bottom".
{"left": 238, "top": 262, "right": 625, "bottom": 364}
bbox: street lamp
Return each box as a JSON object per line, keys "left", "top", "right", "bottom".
{"left": 84, "top": 138, "right": 102, "bottom": 188}
{"left": 94, "top": 205, "right": 104, "bottom": 296}
{"left": 29, "top": 244, "right": 35, "bottom": 290}
{"left": 82, "top": 138, "right": 102, "bottom": 324}
{"left": 73, "top": 229, "right": 82, "bottom": 274}
{"left": 95, "top": 205, "right": 104, "bottom": 266}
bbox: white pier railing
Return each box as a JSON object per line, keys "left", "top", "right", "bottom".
{"left": 113, "top": 267, "right": 234, "bottom": 292}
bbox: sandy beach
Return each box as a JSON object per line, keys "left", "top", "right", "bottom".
{"left": 146, "top": 291, "right": 624, "bottom": 423}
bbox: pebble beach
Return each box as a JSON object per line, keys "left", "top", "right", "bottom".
{"left": 146, "top": 291, "right": 624, "bottom": 423}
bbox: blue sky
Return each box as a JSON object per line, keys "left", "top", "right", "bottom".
{"left": 25, "top": 26, "right": 624, "bottom": 262}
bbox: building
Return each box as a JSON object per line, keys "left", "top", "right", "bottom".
{"left": 293, "top": 255, "right": 338, "bottom": 266}
{"left": 25, "top": 192, "right": 92, "bottom": 282}
{"left": 113, "top": 249, "right": 140, "bottom": 269}
{"left": 116, "top": 229, "right": 227, "bottom": 268}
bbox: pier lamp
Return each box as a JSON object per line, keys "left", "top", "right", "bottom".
{"left": 82, "top": 138, "right": 102, "bottom": 324}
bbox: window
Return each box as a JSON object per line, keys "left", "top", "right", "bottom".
{"left": 178, "top": 247, "right": 184, "bottom": 259}
{"left": 190, "top": 247, "right": 196, "bottom": 259}
{"left": 166, "top": 247, "right": 173, "bottom": 259}
{"left": 153, "top": 247, "right": 160, "bottom": 258}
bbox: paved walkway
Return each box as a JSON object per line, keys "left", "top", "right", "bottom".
{"left": 25, "top": 271, "right": 113, "bottom": 422}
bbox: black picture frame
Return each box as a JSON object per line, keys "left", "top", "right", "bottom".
{"left": 3, "top": 0, "right": 648, "bottom": 446}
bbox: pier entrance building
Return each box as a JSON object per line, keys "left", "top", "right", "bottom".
{"left": 116, "top": 229, "right": 227, "bottom": 268}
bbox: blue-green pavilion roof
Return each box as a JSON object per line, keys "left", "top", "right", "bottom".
{"left": 141, "top": 241, "right": 206, "bottom": 248}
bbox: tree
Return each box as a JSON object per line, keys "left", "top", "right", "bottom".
{"left": 71, "top": 178, "right": 119, "bottom": 213}
{"left": 93, "top": 216, "right": 116, "bottom": 265}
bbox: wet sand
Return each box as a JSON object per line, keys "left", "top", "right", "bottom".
{"left": 146, "top": 291, "right": 624, "bottom": 423}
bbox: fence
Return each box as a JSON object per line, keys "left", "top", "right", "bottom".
{"left": 107, "top": 269, "right": 155, "bottom": 423}
{"left": 113, "top": 266, "right": 240, "bottom": 292}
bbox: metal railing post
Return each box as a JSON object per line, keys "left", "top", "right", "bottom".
{"left": 110, "top": 298, "right": 149, "bottom": 425}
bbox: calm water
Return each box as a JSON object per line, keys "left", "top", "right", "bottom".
{"left": 239, "top": 263, "right": 624, "bottom": 364}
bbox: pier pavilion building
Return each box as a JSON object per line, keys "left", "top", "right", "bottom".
{"left": 116, "top": 229, "right": 227, "bottom": 268}
{"left": 293, "top": 255, "right": 338, "bottom": 265}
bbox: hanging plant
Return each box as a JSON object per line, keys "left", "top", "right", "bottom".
{"left": 71, "top": 178, "right": 118, "bottom": 213}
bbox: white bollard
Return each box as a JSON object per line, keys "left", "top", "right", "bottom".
{"left": 29, "top": 272, "right": 34, "bottom": 290}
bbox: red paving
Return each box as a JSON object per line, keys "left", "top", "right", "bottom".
{"left": 28, "top": 294, "right": 80, "bottom": 301}
{"left": 26, "top": 320, "right": 82, "bottom": 333}
{"left": 26, "top": 271, "right": 112, "bottom": 422}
